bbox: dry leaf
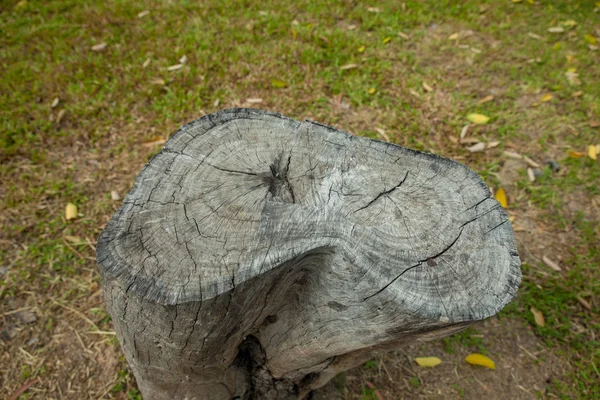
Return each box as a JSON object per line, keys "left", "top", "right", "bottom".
{"left": 568, "top": 150, "right": 586, "bottom": 158}
{"left": 584, "top": 34, "right": 597, "bottom": 45}
{"left": 467, "top": 113, "right": 490, "bottom": 124}
{"left": 503, "top": 150, "right": 523, "bottom": 159}
{"left": 368, "top": 87, "right": 376, "bottom": 95}
{"left": 478, "top": 95, "right": 494, "bottom": 104}
{"left": 179, "top": 55, "right": 188, "bottom": 64}
{"left": 91, "top": 42, "right": 107, "bottom": 51}
{"left": 167, "top": 64, "right": 183, "bottom": 71}
{"left": 527, "top": 32, "right": 544, "bottom": 40}
{"left": 246, "top": 98, "right": 263, "bottom": 104}
{"left": 530, "top": 307, "right": 545, "bottom": 327}
{"left": 548, "top": 26, "right": 564, "bottom": 33}
{"left": 460, "top": 125, "right": 469, "bottom": 140}
{"left": 415, "top": 357, "right": 442, "bottom": 367}
{"left": 486, "top": 141, "right": 500, "bottom": 149}
{"left": 382, "top": 37, "right": 392, "bottom": 44}
{"left": 137, "top": 10, "right": 150, "bottom": 18}
{"left": 110, "top": 190, "right": 121, "bottom": 201}
{"left": 527, "top": 168, "right": 536, "bottom": 182}
{"left": 142, "top": 58, "right": 151, "bottom": 68}
{"left": 465, "top": 354, "right": 496, "bottom": 369}
{"left": 340, "top": 64, "right": 358, "bottom": 70}
{"left": 588, "top": 145, "right": 599, "bottom": 160}
{"left": 448, "top": 33, "right": 459, "bottom": 40}
{"left": 150, "top": 78, "right": 165, "bottom": 85}
{"left": 51, "top": 98, "right": 60, "bottom": 108}
{"left": 65, "top": 203, "right": 78, "bottom": 220}
{"left": 571, "top": 91, "right": 583, "bottom": 97}
{"left": 374, "top": 128, "right": 390, "bottom": 142}
{"left": 271, "top": 79, "right": 287, "bottom": 88}
{"left": 523, "top": 156, "right": 541, "bottom": 168}
{"left": 422, "top": 82, "right": 433, "bottom": 92}
{"left": 467, "top": 142, "right": 486, "bottom": 153}
{"left": 56, "top": 109, "right": 66, "bottom": 123}
{"left": 398, "top": 31, "right": 410, "bottom": 40}
{"left": 565, "top": 70, "right": 581, "bottom": 85}
{"left": 64, "top": 235, "right": 83, "bottom": 244}
{"left": 541, "top": 93, "right": 553, "bottom": 102}
{"left": 589, "top": 121, "right": 600, "bottom": 128}
{"left": 576, "top": 296, "right": 592, "bottom": 311}
{"left": 367, "top": 7, "right": 381, "bottom": 12}
{"left": 495, "top": 187, "right": 508, "bottom": 208}
{"left": 409, "top": 89, "right": 420, "bottom": 98}
{"left": 542, "top": 255, "right": 562, "bottom": 271}
{"left": 142, "top": 138, "right": 166, "bottom": 147}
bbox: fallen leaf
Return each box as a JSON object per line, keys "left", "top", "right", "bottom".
{"left": 422, "top": 82, "right": 433, "bottom": 92}
{"left": 398, "top": 31, "right": 410, "bottom": 40}
{"left": 523, "top": 156, "right": 541, "bottom": 168}
{"left": 65, "top": 203, "right": 78, "bottom": 220}
{"left": 467, "top": 113, "right": 490, "bottom": 125}
{"left": 179, "top": 55, "right": 188, "bottom": 64}
{"left": 368, "top": 87, "right": 376, "bottom": 95}
{"left": 408, "top": 89, "right": 420, "bottom": 98}
{"left": 460, "top": 125, "right": 469, "bottom": 140}
{"left": 374, "top": 128, "right": 390, "bottom": 142}
{"left": 576, "top": 296, "right": 592, "bottom": 311}
{"left": 562, "top": 20, "right": 577, "bottom": 27}
{"left": 110, "top": 190, "right": 121, "bottom": 201}
{"left": 357, "top": 45, "right": 366, "bottom": 53}
{"left": 14, "top": 0, "right": 27, "bottom": 9}
{"left": 340, "top": 64, "right": 358, "bottom": 70}
{"left": 478, "top": 95, "right": 494, "bottom": 104}
{"left": 167, "top": 64, "right": 183, "bottom": 71}
{"left": 64, "top": 235, "right": 83, "bottom": 244}
{"left": 137, "top": 10, "right": 150, "bottom": 18}
{"left": 527, "top": 32, "right": 544, "bottom": 41}
{"left": 51, "top": 98, "right": 60, "bottom": 108}
{"left": 503, "top": 150, "right": 523, "bottom": 159}
{"left": 584, "top": 34, "right": 598, "bottom": 45}
{"left": 415, "top": 357, "right": 442, "bottom": 367}
{"left": 542, "top": 255, "right": 562, "bottom": 272}
{"left": 548, "top": 26, "right": 564, "bottom": 33}
{"left": 571, "top": 91, "right": 583, "bottom": 97}
{"left": 382, "top": 37, "right": 392, "bottom": 44}
{"left": 271, "top": 79, "right": 287, "bottom": 88}
{"left": 367, "top": 7, "right": 381, "bottom": 12}
{"left": 541, "top": 93, "right": 553, "bottom": 102}
{"left": 512, "top": 0, "right": 522, "bottom": 3}
{"left": 495, "top": 187, "right": 508, "bottom": 208}
{"left": 467, "top": 142, "right": 486, "bottom": 153}
{"left": 56, "top": 109, "right": 66, "bottom": 123}
{"left": 527, "top": 168, "right": 536, "bottom": 182}
{"left": 91, "top": 42, "right": 107, "bottom": 51}
{"left": 565, "top": 70, "right": 581, "bottom": 85}
{"left": 142, "top": 58, "right": 151, "bottom": 68}
{"left": 530, "top": 307, "right": 545, "bottom": 327}
{"left": 568, "top": 150, "right": 586, "bottom": 158}
{"left": 142, "top": 138, "right": 166, "bottom": 147}
{"left": 448, "top": 33, "right": 459, "bottom": 40}
{"left": 150, "top": 78, "right": 165, "bottom": 85}
{"left": 588, "top": 144, "right": 599, "bottom": 160}
{"left": 465, "top": 354, "right": 496, "bottom": 370}
{"left": 246, "top": 98, "right": 263, "bottom": 104}
{"left": 291, "top": 28, "right": 297, "bottom": 39}
{"left": 589, "top": 121, "right": 600, "bottom": 128}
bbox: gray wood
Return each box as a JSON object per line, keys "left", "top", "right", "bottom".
{"left": 97, "top": 109, "right": 521, "bottom": 400}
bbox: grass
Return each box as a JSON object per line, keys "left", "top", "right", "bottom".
{"left": 1, "top": 0, "right": 599, "bottom": 398}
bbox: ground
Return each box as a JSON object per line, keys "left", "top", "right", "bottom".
{"left": 1, "top": 0, "right": 599, "bottom": 399}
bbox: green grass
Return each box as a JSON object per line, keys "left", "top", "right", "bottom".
{"left": 1, "top": 0, "right": 599, "bottom": 398}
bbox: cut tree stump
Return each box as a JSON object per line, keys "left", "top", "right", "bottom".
{"left": 97, "top": 109, "right": 521, "bottom": 400}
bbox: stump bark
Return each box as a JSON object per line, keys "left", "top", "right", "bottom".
{"left": 97, "top": 109, "right": 521, "bottom": 400}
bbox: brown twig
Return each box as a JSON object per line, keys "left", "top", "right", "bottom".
{"left": 8, "top": 378, "right": 39, "bottom": 400}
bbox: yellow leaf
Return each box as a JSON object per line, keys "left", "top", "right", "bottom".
{"left": 415, "top": 357, "right": 442, "bottom": 367}
{"left": 541, "top": 93, "right": 553, "bottom": 102}
{"left": 552, "top": 42, "right": 563, "bottom": 51}
{"left": 448, "top": 33, "right": 459, "bottom": 40}
{"left": 271, "top": 79, "right": 287, "bottom": 88}
{"left": 495, "top": 187, "right": 508, "bottom": 208}
{"left": 567, "top": 67, "right": 577, "bottom": 73}
{"left": 368, "top": 87, "right": 376, "bottom": 94}
{"left": 382, "top": 37, "right": 391, "bottom": 44}
{"left": 589, "top": 144, "right": 599, "bottom": 160}
{"left": 14, "top": 0, "right": 27, "bottom": 9}
{"left": 291, "top": 28, "right": 297, "bottom": 39}
{"left": 530, "top": 307, "right": 545, "bottom": 327}
{"left": 562, "top": 20, "right": 577, "bottom": 27}
{"left": 512, "top": 0, "right": 522, "bottom": 3}
{"left": 568, "top": 150, "right": 586, "bottom": 158}
{"left": 584, "top": 34, "right": 597, "bottom": 45}
{"left": 65, "top": 203, "right": 78, "bottom": 220}
{"left": 466, "top": 113, "right": 490, "bottom": 125}
{"left": 357, "top": 45, "right": 366, "bottom": 53}
{"left": 465, "top": 354, "right": 496, "bottom": 370}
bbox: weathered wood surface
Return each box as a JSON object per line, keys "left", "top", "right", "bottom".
{"left": 97, "top": 109, "right": 521, "bottom": 400}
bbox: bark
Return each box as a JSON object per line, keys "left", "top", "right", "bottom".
{"left": 97, "top": 109, "right": 521, "bottom": 399}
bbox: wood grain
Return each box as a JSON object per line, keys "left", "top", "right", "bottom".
{"left": 97, "top": 109, "right": 521, "bottom": 399}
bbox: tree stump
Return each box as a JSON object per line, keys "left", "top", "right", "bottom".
{"left": 97, "top": 109, "right": 521, "bottom": 400}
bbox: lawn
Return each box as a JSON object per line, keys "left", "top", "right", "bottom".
{"left": 1, "top": 0, "right": 599, "bottom": 398}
